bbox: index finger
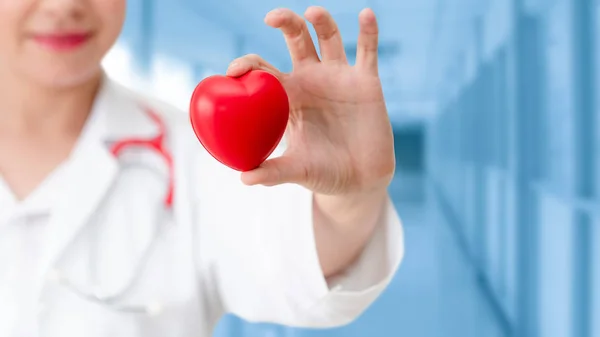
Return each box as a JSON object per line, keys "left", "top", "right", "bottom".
{"left": 226, "top": 54, "right": 284, "bottom": 79}
{"left": 265, "top": 8, "right": 320, "bottom": 65}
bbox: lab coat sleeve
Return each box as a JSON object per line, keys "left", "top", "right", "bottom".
{"left": 191, "top": 143, "right": 404, "bottom": 328}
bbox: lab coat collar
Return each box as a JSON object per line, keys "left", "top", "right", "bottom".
{"left": 89, "top": 73, "right": 162, "bottom": 144}
{"left": 39, "top": 138, "right": 119, "bottom": 294}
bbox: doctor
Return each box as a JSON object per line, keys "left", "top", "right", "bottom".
{"left": 0, "top": 0, "right": 404, "bottom": 336}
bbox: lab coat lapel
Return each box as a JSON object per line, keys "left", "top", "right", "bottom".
{"left": 39, "top": 75, "right": 159, "bottom": 283}
{"left": 38, "top": 78, "right": 120, "bottom": 282}
{"left": 42, "top": 142, "right": 119, "bottom": 277}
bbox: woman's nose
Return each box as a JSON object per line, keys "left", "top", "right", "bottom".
{"left": 37, "top": 0, "right": 87, "bottom": 21}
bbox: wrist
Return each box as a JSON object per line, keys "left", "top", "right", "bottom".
{"left": 313, "top": 186, "right": 389, "bottom": 278}
{"left": 314, "top": 186, "right": 388, "bottom": 230}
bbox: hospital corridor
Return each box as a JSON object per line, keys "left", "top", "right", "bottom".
{"left": 103, "top": 0, "right": 600, "bottom": 336}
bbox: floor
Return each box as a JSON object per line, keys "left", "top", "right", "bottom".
{"left": 213, "top": 173, "right": 507, "bottom": 337}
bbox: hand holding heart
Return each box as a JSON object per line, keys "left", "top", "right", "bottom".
{"left": 213, "top": 7, "right": 395, "bottom": 195}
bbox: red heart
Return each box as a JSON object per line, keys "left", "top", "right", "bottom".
{"left": 189, "top": 70, "right": 290, "bottom": 171}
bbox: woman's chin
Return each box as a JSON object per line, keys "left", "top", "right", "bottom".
{"left": 20, "top": 62, "right": 102, "bottom": 90}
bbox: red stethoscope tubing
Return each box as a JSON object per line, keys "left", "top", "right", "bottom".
{"left": 108, "top": 107, "right": 174, "bottom": 208}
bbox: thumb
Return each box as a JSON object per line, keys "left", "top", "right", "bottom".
{"left": 240, "top": 156, "right": 306, "bottom": 186}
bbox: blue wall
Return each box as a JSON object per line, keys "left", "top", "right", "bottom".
{"left": 430, "top": 0, "right": 599, "bottom": 336}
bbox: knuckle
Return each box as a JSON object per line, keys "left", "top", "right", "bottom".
{"left": 316, "top": 25, "right": 338, "bottom": 41}
{"left": 362, "top": 44, "right": 378, "bottom": 53}
{"left": 287, "top": 25, "right": 306, "bottom": 40}
{"left": 271, "top": 168, "right": 282, "bottom": 184}
{"left": 245, "top": 53, "right": 261, "bottom": 61}
{"left": 363, "top": 26, "right": 379, "bottom": 36}
{"left": 287, "top": 16, "right": 308, "bottom": 38}
{"left": 245, "top": 54, "right": 261, "bottom": 64}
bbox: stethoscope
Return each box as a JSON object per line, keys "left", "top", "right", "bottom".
{"left": 49, "top": 107, "right": 174, "bottom": 316}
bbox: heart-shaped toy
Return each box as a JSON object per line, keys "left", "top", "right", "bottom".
{"left": 189, "top": 70, "right": 290, "bottom": 171}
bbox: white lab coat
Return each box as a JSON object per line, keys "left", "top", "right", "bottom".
{"left": 29, "top": 75, "right": 405, "bottom": 336}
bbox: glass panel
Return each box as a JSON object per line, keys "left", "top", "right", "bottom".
{"left": 543, "top": 0, "right": 576, "bottom": 193}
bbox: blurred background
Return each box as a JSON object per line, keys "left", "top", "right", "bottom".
{"left": 101, "top": 0, "right": 599, "bottom": 336}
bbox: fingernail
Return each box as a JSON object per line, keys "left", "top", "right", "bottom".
{"left": 268, "top": 8, "right": 283, "bottom": 16}
{"left": 227, "top": 62, "right": 239, "bottom": 73}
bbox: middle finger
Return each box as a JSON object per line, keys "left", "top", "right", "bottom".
{"left": 304, "top": 6, "right": 347, "bottom": 63}
{"left": 265, "top": 8, "right": 320, "bottom": 65}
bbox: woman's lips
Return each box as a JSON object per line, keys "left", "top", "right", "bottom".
{"left": 31, "top": 32, "right": 91, "bottom": 51}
